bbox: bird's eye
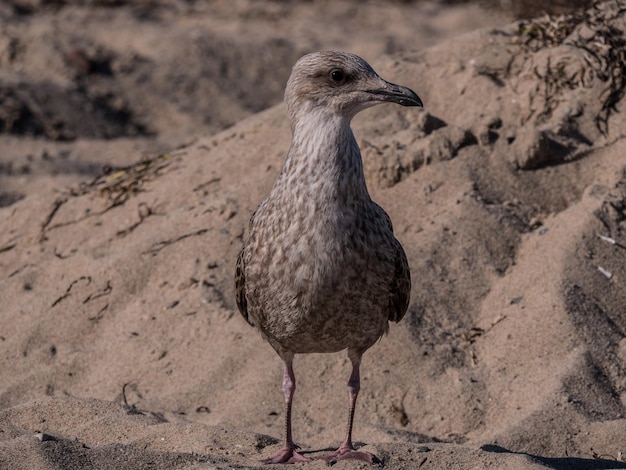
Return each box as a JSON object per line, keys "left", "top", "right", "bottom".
{"left": 330, "top": 69, "right": 345, "bottom": 82}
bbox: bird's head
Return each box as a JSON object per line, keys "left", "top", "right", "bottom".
{"left": 285, "top": 51, "right": 422, "bottom": 125}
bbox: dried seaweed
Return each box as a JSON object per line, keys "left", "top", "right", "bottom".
{"left": 39, "top": 152, "right": 176, "bottom": 241}
{"left": 516, "top": 2, "right": 626, "bottom": 134}
{"left": 70, "top": 152, "right": 176, "bottom": 208}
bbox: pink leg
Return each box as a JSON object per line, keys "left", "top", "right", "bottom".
{"left": 262, "top": 353, "right": 310, "bottom": 464}
{"left": 321, "top": 351, "right": 379, "bottom": 464}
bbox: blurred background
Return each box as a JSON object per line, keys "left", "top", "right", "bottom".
{"left": 0, "top": 0, "right": 595, "bottom": 206}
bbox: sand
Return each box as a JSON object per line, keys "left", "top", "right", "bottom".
{"left": 1, "top": 0, "right": 626, "bottom": 469}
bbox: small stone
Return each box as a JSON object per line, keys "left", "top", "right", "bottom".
{"left": 35, "top": 432, "right": 58, "bottom": 442}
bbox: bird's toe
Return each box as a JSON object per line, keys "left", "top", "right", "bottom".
{"left": 261, "top": 446, "right": 311, "bottom": 464}
{"left": 320, "top": 447, "right": 380, "bottom": 465}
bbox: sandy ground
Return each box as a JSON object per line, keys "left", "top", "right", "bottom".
{"left": 2, "top": 0, "right": 626, "bottom": 469}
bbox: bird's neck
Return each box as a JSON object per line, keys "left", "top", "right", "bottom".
{"left": 275, "top": 110, "right": 370, "bottom": 204}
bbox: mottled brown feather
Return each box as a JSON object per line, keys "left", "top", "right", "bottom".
{"left": 234, "top": 248, "right": 250, "bottom": 325}
{"left": 390, "top": 243, "right": 411, "bottom": 323}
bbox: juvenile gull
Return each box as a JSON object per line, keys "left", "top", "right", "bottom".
{"left": 235, "top": 51, "right": 422, "bottom": 464}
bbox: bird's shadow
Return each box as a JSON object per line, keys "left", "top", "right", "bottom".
{"left": 481, "top": 444, "right": 626, "bottom": 470}
{"left": 300, "top": 447, "right": 336, "bottom": 455}
{"left": 299, "top": 441, "right": 377, "bottom": 456}
{"left": 298, "top": 446, "right": 383, "bottom": 467}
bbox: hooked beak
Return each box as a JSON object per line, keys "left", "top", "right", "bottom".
{"left": 366, "top": 81, "right": 423, "bottom": 107}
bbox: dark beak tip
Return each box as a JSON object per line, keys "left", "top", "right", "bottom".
{"left": 369, "top": 85, "right": 423, "bottom": 108}
{"left": 403, "top": 88, "right": 423, "bottom": 108}
{"left": 405, "top": 96, "right": 423, "bottom": 108}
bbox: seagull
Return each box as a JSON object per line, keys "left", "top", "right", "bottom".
{"left": 235, "top": 51, "right": 422, "bottom": 464}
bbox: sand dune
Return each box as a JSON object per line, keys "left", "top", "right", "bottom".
{"left": 1, "top": 1, "right": 626, "bottom": 468}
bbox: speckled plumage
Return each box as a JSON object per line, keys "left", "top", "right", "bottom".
{"left": 235, "top": 51, "right": 421, "bottom": 464}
